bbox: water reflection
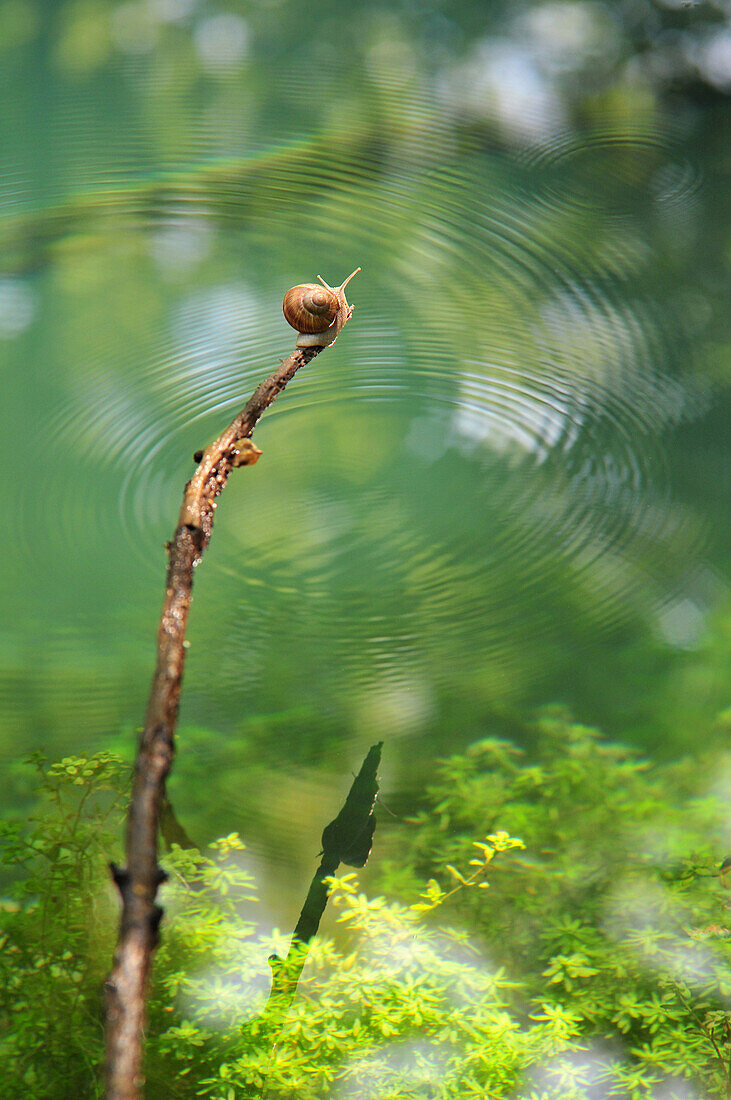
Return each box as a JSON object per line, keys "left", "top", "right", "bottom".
{"left": 17, "top": 151, "right": 715, "bottom": 709}
{"left": 0, "top": 8, "right": 729, "bottom": 845}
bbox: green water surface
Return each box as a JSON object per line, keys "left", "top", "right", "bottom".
{"left": 1, "top": 0, "right": 729, "bottom": 889}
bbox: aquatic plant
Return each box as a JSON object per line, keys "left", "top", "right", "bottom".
{"left": 2, "top": 715, "right": 728, "bottom": 1098}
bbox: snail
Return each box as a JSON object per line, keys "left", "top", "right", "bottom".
{"left": 282, "top": 268, "right": 361, "bottom": 348}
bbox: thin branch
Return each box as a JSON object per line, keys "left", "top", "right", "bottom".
{"left": 671, "top": 983, "right": 730, "bottom": 1087}
{"left": 104, "top": 278, "right": 357, "bottom": 1100}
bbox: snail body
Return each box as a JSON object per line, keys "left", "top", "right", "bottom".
{"left": 282, "top": 268, "right": 361, "bottom": 348}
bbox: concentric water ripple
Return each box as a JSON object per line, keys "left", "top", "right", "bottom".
{"left": 519, "top": 127, "right": 705, "bottom": 219}
{"left": 24, "top": 153, "right": 708, "bottom": 677}
{"left": 2, "top": 63, "right": 722, "bottom": 757}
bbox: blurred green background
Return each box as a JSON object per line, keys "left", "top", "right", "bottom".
{"left": 0, "top": 0, "right": 729, "bottom": 906}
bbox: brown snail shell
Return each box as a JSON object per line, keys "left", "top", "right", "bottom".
{"left": 283, "top": 284, "right": 338, "bottom": 334}
{"left": 282, "top": 269, "right": 361, "bottom": 347}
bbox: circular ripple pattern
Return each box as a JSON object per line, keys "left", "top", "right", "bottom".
{"left": 3, "top": 75, "right": 716, "bottom": 725}
{"left": 519, "top": 127, "right": 705, "bottom": 219}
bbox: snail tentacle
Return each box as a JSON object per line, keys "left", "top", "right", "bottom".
{"left": 337, "top": 268, "right": 361, "bottom": 293}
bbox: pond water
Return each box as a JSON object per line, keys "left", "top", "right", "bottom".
{"left": 1, "top": 4, "right": 729, "bottom": 915}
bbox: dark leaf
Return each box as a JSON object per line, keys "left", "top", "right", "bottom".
{"left": 321, "top": 742, "right": 382, "bottom": 868}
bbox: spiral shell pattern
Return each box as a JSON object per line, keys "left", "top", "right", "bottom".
{"left": 282, "top": 283, "right": 339, "bottom": 334}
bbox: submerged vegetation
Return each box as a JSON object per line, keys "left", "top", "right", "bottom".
{"left": 2, "top": 714, "right": 728, "bottom": 1098}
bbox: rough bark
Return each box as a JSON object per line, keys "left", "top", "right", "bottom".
{"left": 105, "top": 287, "right": 354, "bottom": 1100}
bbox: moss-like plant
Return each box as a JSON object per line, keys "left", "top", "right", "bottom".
{"left": 383, "top": 711, "right": 731, "bottom": 1098}
{"left": 1, "top": 715, "right": 729, "bottom": 1098}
